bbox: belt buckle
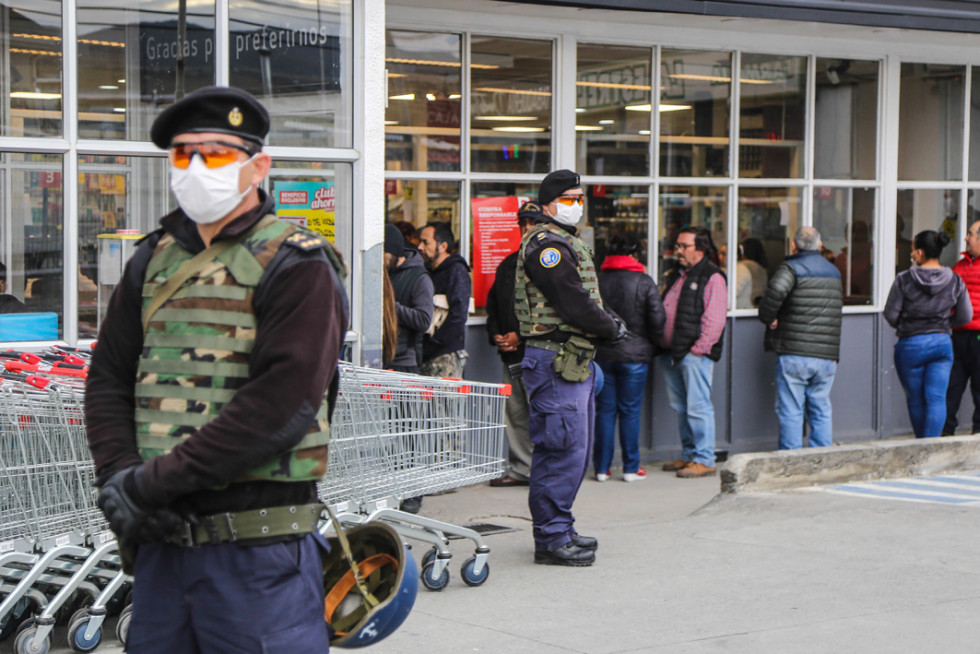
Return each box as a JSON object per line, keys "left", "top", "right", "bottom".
{"left": 179, "top": 522, "right": 196, "bottom": 548}
{"left": 202, "top": 516, "right": 220, "bottom": 544}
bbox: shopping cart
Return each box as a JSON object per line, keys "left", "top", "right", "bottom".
{"left": 319, "top": 363, "right": 509, "bottom": 591}
{"left": 0, "top": 352, "right": 130, "bottom": 654}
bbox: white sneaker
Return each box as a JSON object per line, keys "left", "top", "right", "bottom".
{"left": 595, "top": 472, "right": 609, "bottom": 482}
{"left": 623, "top": 467, "right": 647, "bottom": 483}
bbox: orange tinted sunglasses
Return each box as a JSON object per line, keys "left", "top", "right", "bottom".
{"left": 555, "top": 195, "right": 585, "bottom": 206}
{"left": 168, "top": 141, "right": 255, "bottom": 169}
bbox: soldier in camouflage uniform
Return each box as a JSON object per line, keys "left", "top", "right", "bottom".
{"left": 515, "top": 170, "right": 626, "bottom": 567}
{"left": 85, "top": 87, "right": 348, "bottom": 653}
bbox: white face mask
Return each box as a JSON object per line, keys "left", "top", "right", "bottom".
{"left": 551, "top": 201, "right": 583, "bottom": 227}
{"left": 169, "top": 155, "right": 255, "bottom": 225}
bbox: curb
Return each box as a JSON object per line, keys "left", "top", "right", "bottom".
{"left": 720, "top": 434, "right": 980, "bottom": 493}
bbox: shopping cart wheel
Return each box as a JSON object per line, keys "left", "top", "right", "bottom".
{"left": 12, "top": 622, "right": 49, "bottom": 654}
{"left": 67, "top": 611, "right": 102, "bottom": 652}
{"left": 421, "top": 547, "right": 438, "bottom": 569}
{"left": 460, "top": 557, "right": 490, "bottom": 587}
{"left": 115, "top": 605, "right": 132, "bottom": 646}
{"left": 420, "top": 560, "right": 451, "bottom": 591}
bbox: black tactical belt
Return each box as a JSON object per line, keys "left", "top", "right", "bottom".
{"left": 168, "top": 503, "right": 324, "bottom": 547}
{"left": 525, "top": 339, "right": 563, "bottom": 353}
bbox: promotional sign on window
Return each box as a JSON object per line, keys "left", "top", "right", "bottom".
{"left": 471, "top": 196, "right": 524, "bottom": 308}
{"left": 274, "top": 181, "right": 336, "bottom": 242}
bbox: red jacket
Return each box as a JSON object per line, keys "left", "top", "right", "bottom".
{"left": 953, "top": 252, "right": 980, "bottom": 331}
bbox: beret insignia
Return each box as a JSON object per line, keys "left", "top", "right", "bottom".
{"left": 539, "top": 247, "right": 561, "bottom": 268}
{"left": 228, "top": 107, "right": 243, "bottom": 127}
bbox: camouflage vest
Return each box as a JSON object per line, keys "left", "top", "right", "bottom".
{"left": 135, "top": 216, "right": 332, "bottom": 483}
{"left": 514, "top": 222, "right": 603, "bottom": 339}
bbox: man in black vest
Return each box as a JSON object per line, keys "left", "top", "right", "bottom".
{"left": 658, "top": 227, "right": 727, "bottom": 478}
{"left": 385, "top": 223, "right": 434, "bottom": 374}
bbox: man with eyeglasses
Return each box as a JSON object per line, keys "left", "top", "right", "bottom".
{"left": 514, "top": 169, "right": 626, "bottom": 567}
{"left": 658, "top": 226, "right": 727, "bottom": 478}
{"left": 86, "top": 86, "right": 348, "bottom": 652}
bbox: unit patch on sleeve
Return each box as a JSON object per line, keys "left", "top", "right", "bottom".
{"left": 539, "top": 247, "right": 562, "bottom": 268}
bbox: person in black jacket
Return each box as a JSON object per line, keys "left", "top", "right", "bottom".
{"left": 419, "top": 222, "right": 471, "bottom": 378}
{"left": 384, "top": 223, "right": 434, "bottom": 373}
{"left": 593, "top": 235, "right": 665, "bottom": 482}
{"left": 758, "top": 227, "right": 843, "bottom": 449}
{"left": 485, "top": 202, "right": 537, "bottom": 487}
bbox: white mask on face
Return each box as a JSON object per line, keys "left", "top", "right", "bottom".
{"left": 169, "top": 154, "right": 255, "bottom": 225}
{"left": 551, "top": 201, "right": 583, "bottom": 227}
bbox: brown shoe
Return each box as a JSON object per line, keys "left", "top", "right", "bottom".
{"left": 490, "top": 475, "right": 529, "bottom": 487}
{"left": 676, "top": 463, "right": 716, "bottom": 478}
{"left": 662, "top": 459, "right": 690, "bottom": 472}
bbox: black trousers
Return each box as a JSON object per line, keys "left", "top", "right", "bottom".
{"left": 944, "top": 330, "right": 980, "bottom": 435}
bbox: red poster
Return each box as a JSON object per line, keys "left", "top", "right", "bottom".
{"left": 471, "top": 196, "right": 522, "bottom": 308}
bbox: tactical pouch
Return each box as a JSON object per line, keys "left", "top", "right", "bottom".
{"left": 551, "top": 335, "right": 595, "bottom": 383}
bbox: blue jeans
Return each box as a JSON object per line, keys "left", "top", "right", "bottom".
{"left": 593, "top": 361, "right": 649, "bottom": 474}
{"left": 775, "top": 355, "right": 837, "bottom": 449}
{"left": 894, "top": 332, "right": 954, "bottom": 438}
{"left": 658, "top": 353, "right": 716, "bottom": 466}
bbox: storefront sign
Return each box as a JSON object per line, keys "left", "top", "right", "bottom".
{"left": 274, "top": 181, "right": 336, "bottom": 242}
{"left": 471, "top": 196, "right": 523, "bottom": 308}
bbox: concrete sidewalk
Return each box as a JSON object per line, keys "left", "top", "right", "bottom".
{"left": 371, "top": 463, "right": 980, "bottom": 653}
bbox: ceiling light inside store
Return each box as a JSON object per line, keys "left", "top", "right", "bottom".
{"left": 491, "top": 126, "right": 545, "bottom": 133}
{"left": 474, "top": 115, "right": 536, "bottom": 121}
{"left": 575, "top": 125, "right": 603, "bottom": 131}
{"left": 449, "top": 94, "right": 461, "bottom": 99}
{"left": 638, "top": 130, "right": 651, "bottom": 135}
{"left": 625, "top": 103, "right": 692, "bottom": 112}
{"left": 665, "top": 73, "right": 772, "bottom": 85}
{"left": 385, "top": 120, "right": 398, "bottom": 125}
{"left": 575, "top": 108, "right": 585, "bottom": 113}
{"left": 598, "top": 120, "right": 614, "bottom": 125}
{"left": 118, "top": 79, "right": 126, "bottom": 84}
{"left": 113, "top": 107, "right": 126, "bottom": 113}
{"left": 576, "top": 80, "right": 651, "bottom": 91}
{"left": 385, "top": 57, "right": 498, "bottom": 70}
{"left": 426, "top": 93, "right": 436, "bottom": 101}
{"left": 10, "top": 91, "right": 61, "bottom": 99}
{"left": 99, "top": 85, "right": 118, "bottom": 90}
{"left": 474, "top": 87, "right": 551, "bottom": 97}
{"left": 388, "top": 93, "right": 415, "bottom": 101}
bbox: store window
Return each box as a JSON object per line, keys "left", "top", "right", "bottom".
{"left": 575, "top": 44, "right": 651, "bottom": 177}
{"left": 229, "top": 0, "right": 353, "bottom": 148}
{"left": 658, "top": 185, "right": 728, "bottom": 298}
{"left": 812, "top": 187, "right": 875, "bottom": 305}
{"left": 970, "top": 67, "right": 980, "bottom": 181}
{"left": 2, "top": 1, "right": 63, "bottom": 137}
{"left": 78, "top": 155, "right": 172, "bottom": 338}
{"left": 0, "top": 153, "right": 64, "bottom": 340}
{"left": 739, "top": 53, "right": 806, "bottom": 179}
{"left": 471, "top": 36, "right": 552, "bottom": 174}
{"left": 76, "top": 0, "right": 215, "bottom": 141}
{"left": 814, "top": 59, "right": 879, "bottom": 180}
{"left": 269, "top": 161, "right": 353, "bottom": 293}
{"left": 737, "top": 187, "right": 801, "bottom": 304}
{"left": 898, "top": 63, "right": 964, "bottom": 182}
{"left": 589, "top": 185, "right": 649, "bottom": 269}
{"left": 385, "top": 30, "right": 462, "bottom": 173}
{"left": 384, "top": 179, "right": 460, "bottom": 251}
{"left": 470, "top": 182, "right": 536, "bottom": 313}
{"left": 660, "top": 49, "right": 731, "bottom": 178}
{"left": 896, "top": 189, "right": 960, "bottom": 273}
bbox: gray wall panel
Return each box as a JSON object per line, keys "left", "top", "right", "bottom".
{"left": 831, "top": 314, "right": 877, "bottom": 442}
{"left": 728, "top": 317, "right": 780, "bottom": 453}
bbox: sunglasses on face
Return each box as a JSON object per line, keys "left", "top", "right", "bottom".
{"left": 168, "top": 141, "right": 256, "bottom": 170}
{"left": 555, "top": 195, "right": 585, "bottom": 206}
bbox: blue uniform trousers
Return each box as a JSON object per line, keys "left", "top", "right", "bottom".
{"left": 522, "top": 346, "right": 596, "bottom": 552}
{"left": 127, "top": 532, "right": 331, "bottom": 653}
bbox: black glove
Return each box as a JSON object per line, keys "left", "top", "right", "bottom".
{"left": 610, "top": 316, "right": 630, "bottom": 344}
{"left": 97, "top": 465, "right": 183, "bottom": 544}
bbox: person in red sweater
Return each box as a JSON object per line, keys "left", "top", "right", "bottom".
{"left": 944, "top": 219, "right": 980, "bottom": 435}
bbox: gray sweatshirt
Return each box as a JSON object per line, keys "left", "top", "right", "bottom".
{"left": 884, "top": 266, "right": 972, "bottom": 339}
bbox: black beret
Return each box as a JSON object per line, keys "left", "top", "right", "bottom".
{"left": 384, "top": 223, "right": 405, "bottom": 256}
{"left": 518, "top": 201, "right": 546, "bottom": 222}
{"left": 150, "top": 86, "right": 270, "bottom": 149}
{"left": 539, "top": 169, "right": 581, "bottom": 206}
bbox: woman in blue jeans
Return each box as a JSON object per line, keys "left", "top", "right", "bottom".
{"left": 884, "top": 230, "right": 972, "bottom": 438}
{"left": 593, "top": 236, "right": 665, "bottom": 481}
